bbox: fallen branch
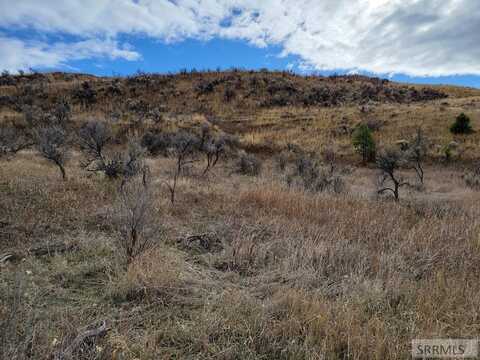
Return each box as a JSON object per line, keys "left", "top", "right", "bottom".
{"left": 28, "top": 242, "right": 77, "bottom": 257}
{"left": 0, "top": 253, "right": 19, "bottom": 263}
{"left": 0, "top": 242, "right": 78, "bottom": 264}
{"left": 55, "top": 320, "right": 110, "bottom": 360}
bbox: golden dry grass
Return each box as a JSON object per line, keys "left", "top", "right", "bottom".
{"left": 2, "top": 150, "right": 480, "bottom": 359}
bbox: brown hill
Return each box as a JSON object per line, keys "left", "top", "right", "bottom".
{"left": 1, "top": 70, "right": 480, "bottom": 161}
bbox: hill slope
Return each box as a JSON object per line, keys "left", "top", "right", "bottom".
{"left": 1, "top": 70, "right": 480, "bottom": 161}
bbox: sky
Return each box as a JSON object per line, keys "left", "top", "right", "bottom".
{"left": 0, "top": 0, "right": 479, "bottom": 88}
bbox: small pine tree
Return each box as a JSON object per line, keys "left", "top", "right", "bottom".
{"left": 450, "top": 113, "right": 473, "bottom": 134}
{"left": 352, "top": 123, "right": 376, "bottom": 163}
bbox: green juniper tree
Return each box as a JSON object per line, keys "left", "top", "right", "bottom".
{"left": 352, "top": 123, "right": 376, "bottom": 164}
{"left": 450, "top": 113, "right": 473, "bottom": 134}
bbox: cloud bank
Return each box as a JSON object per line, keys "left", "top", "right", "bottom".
{"left": 0, "top": 0, "right": 479, "bottom": 76}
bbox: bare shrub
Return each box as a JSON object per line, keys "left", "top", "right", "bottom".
{"left": 0, "top": 125, "right": 33, "bottom": 157}
{"left": 34, "top": 126, "right": 70, "bottom": 180}
{"left": 51, "top": 97, "right": 71, "bottom": 127}
{"left": 290, "top": 155, "right": 345, "bottom": 193}
{"left": 112, "top": 178, "right": 159, "bottom": 267}
{"left": 78, "top": 120, "right": 146, "bottom": 182}
{"left": 198, "top": 124, "right": 231, "bottom": 176}
{"left": 123, "top": 141, "right": 147, "bottom": 180}
{"left": 22, "top": 105, "right": 49, "bottom": 128}
{"left": 376, "top": 148, "right": 409, "bottom": 201}
{"left": 235, "top": 151, "right": 262, "bottom": 176}
{"left": 141, "top": 132, "right": 172, "bottom": 156}
{"left": 406, "top": 128, "right": 428, "bottom": 184}
{"left": 22, "top": 100, "right": 71, "bottom": 130}
{"left": 78, "top": 120, "right": 111, "bottom": 167}
{"left": 165, "top": 132, "right": 200, "bottom": 204}
{"left": 201, "top": 136, "right": 226, "bottom": 176}
{"left": 102, "top": 141, "right": 147, "bottom": 182}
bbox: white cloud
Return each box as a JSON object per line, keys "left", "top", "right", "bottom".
{"left": 0, "top": 36, "right": 140, "bottom": 72}
{"left": 0, "top": 0, "right": 479, "bottom": 76}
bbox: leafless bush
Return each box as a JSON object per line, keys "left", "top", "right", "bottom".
{"left": 235, "top": 151, "right": 262, "bottom": 176}
{"left": 112, "top": 178, "right": 159, "bottom": 267}
{"left": 165, "top": 132, "right": 200, "bottom": 204}
{"left": 198, "top": 124, "right": 229, "bottom": 176}
{"left": 376, "top": 148, "right": 409, "bottom": 201}
{"left": 22, "top": 100, "right": 71, "bottom": 130}
{"left": 123, "top": 141, "right": 147, "bottom": 179}
{"left": 141, "top": 132, "right": 172, "bottom": 156}
{"left": 0, "top": 125, "right": 33, "bottom": 157}
{"left": 22, "top": 105, "right": 48, "bottom": 128}
{"left": 100, "top": 142, "right": 147, "bottom": 182}
{"left": 290, "top": 155, "right": 345, "bottom": 193}
{"left": 78, "top": 120, "right": 111, "bottom": 167}
{"left": 406, "top": 128, "right": 428, "bottom": 184}
{"left": 201, "top": 136, "right": 226, "bottom": 176}
{"left": 78, "top": 120, "right": 146, "bottom": 182}
{"left": 51, "top": 98, "right": 71, "bottom": 126}
{"left": 35, "top": 126, "right": 70, "bottom": 180}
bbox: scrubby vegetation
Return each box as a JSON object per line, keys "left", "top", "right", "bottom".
{"left": 450, "top": 112, "right": 474, "bottom": 134}
{"left": 1, "top": 70, "right": 480, "bottom": 359}
{"left": 352, "top": 123, "right": 376, "bottom": 164}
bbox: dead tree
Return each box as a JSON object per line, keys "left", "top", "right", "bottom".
{"left": 376, "top": 148, "right": 409, "bottom": 201}
{"left": 35, "top": 126, "right": 70, "bottom": 180}
{"left": 407, "top": 128, "right": 427, "bottom": 184}
{"left": 201, "top": 136, "right": 226, "bottom": 176}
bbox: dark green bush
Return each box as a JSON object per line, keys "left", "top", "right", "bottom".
{"left": 450, "top": 113, "right": 473, "bottom": 134}
{"left": 352, "top": 123, "right": 376, "bottom": 163}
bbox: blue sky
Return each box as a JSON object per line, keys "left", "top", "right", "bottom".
{"left": 79, "top": 38, "right": 300, "bottom": 76}
{"left": 1, "top": 1, "right": 479, "bottom": 88}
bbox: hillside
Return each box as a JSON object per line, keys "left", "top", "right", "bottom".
{"left": 1, "top": 70, "right": 480, "bottom": 162}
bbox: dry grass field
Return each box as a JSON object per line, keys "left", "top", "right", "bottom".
{"left": 1, "top": 71, "right": 480, "bottom": 359}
